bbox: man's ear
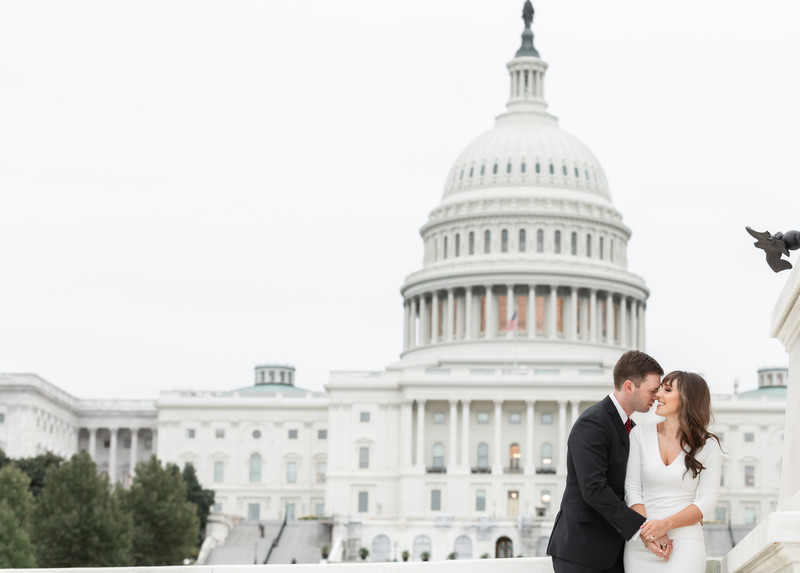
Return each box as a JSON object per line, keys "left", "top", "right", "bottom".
{"left": 623, "top": 379, "right": 634, "bottom": 393}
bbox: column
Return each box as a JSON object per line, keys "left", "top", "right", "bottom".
{"left": 461, "top": 400, "right": 471, "bottom": 470}
{"left": 88, "top": 427, "right": 97, "bottom": 460}
{"left": 570, "top": 400, "right": 581, "bottom": 428}
{"left": 590, "top": 289, "right": 598, "bottom": 342}
{"left": 605, "top": 292, "right": 614, "bottom": 344}
{"left": 420, "top": 295, "right": 428, "bottom": 344}
{"left": 506, "top": 284, "right": 515, "bottom": 336}
{"left": 415, "top": 400, "right": 426, "bottom": 470}
{"left": 446, "top": 289, "right": 455, "bottom": 342}
{"left": 485, "top": 286, "right": 495, "bottom": 338}
{"left": 525, "top": 400, "right": 535, "bottom": 475}
{"left": 151, "top": 430, "right": 158, "bottom": 459}
{"left": 557, "top": 400, "right": 568, "bottom": 475}
{"left": 431, "top": 292, "right": 440, "bottom": 343}
{"left": 620, "top": 296, "right": 628, "bottom": 348}
{"left": 403, "top": 301, "right": 410, "bottom": 351}
{"left": 448, "top": 400, "right": 458, "bottom": 469}
{"left": 109, "top": 428, "right": 118, "bottom": 483}
{"left": 465, "top": 287, "right": 473, "bottom": 340}
{"left": 639, "top": 302, "right": 646, "bottom": 349}
{"left": 493, "top": 400, "right": 503, "bottom": 473}
{"left": 129, "top": 428, "right": 138, "bottom": 478}
{"left": 526, "top": 285, "right": 535, "bottom": 338}
{"left": 548, "top": 285, "right": 558, "bottom": 339}
{"left": 569, "top": 287, "right": 578, "bottom": 341}
{"left": 401, "top": 401, "right": 413, "bottom": 468}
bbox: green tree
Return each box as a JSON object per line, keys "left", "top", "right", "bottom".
{"left": 181, "top": 463, "right": 215, "bottom": 543}
{"left": 123, "top": 457, "right": 198, "bottom": 565}
{"left": 15, "top": 451, "right": 64, "bottom": 497}
{"left": 32, "top": 451, "right": 132, "bottom": 567}
{"left": 0, "top": 465, "right": 36, "bottom": 567}
{"left": 0, "top": 448, "right": 9, "bottom": 470}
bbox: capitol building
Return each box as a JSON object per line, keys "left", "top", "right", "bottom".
{"left": 0, "top": 5, "right": 788, "bottom": 563}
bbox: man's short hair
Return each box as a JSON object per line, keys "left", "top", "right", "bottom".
{"left": 613, "top": 350, "right": 664, "bottom": 390}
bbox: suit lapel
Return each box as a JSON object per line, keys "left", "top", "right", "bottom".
{"left": 603, "top": 396, "right": 630, "bottom": 452}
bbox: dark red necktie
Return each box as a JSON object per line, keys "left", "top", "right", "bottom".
{"left": 624, "top": 418, "right": 632, "bottom": 435}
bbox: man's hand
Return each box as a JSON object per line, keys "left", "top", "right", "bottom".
{"left": 641, "top": 518, "right": 670, "bottom": 541}
{"left": 640, "top": 533, "right": 673, "bottom": 561}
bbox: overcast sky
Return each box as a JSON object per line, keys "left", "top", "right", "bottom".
{"left": 1, "top": 0, "right": 799, "bottom": 399}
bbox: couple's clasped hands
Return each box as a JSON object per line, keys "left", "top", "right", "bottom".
{"left": 640, "top": 519, "right": 673, "bottom": 561}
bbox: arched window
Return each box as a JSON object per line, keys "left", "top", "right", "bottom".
{"left": 509, "top": 443, "right": 521, "bottom": 470}
{"left": 536, "top": 229, "right": 544, "bottom": 253}
{"left": 599, "top": 237, "right": 604, "bottom": 260}
{"left": 460, "top": 169, "right": 464, "bottom": 180}
{"left": 484, "top": 230, "right": 491, "bottom": 254}
{"left": 562, "top": 165, "right": 567, "bottom": 176}
{"left": 571, "top": 232, "right": 577, "bottom": 255}
{"left": 372, "top": 535, "right": 391, "bottom": 563}
{"left": 536, "top": 162, "right": 541, "bottom": 173}
{"left": 521, "top": 162, "right": 526, "bottom": 174}
{"left": 477, "top": 443, "right": 489, "bottom": 470}
{"left": 554, "top": 230, "right": 561, "bottom": 254}
{"left": 455, "top": 234, "right": 460, "bottom": 257}
{"left": 501, "top": 229, "right": 508, "bottom": 253}
{"left": 575, "top": 167, "right": 580, "bottom": 178}
{"left": 454, "top": 535, "right": 473, "bottom": 560}
{"left": 413, "top": 535, "right": 432, "bottom": 561}
{"left": 480, "top": 165, "right": 485, "bottom": 176}
{"left": 469, "top": 231, "right": 475, "bottom": 255}
{"left": 586, "top": 234, "right": 592, "bottom": 257}
{"left": 541, "top": 443, "right": 553, "bottom": 466}
{"left": 549, "top": 163, "right": 554, "bottom": 175}
{"left": 444, "top": 236, "right": 448, "bottom": 259}
{"left": 249, "top": 453, "right": 262, "bottom": 483}
{"left": 519, "top": 229, "right": 526, "bottom": 252}
{"left": 433, "top": 442, "right": 445, "bottom": 469}
{"left": 469, "top": 167, "right": 474, "bottom": 178}
{"left": 610, "top": 239, "right": 615, "bottom": 262}
{"left": 506, "top": 162, "right": 512, "bottom": 174}
{"left": 493, "top": 163, "right": 498, "bottom": 175}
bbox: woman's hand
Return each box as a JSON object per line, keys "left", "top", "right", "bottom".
{"left": 640, "top": 519, "right": 670, "bottom": 542}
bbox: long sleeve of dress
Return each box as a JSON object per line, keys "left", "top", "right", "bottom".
{"left": 691, "top": 439, "right": 722, "bottom": 520}
{"left": 624, "top": 425, "right": 643, "bottom": 508}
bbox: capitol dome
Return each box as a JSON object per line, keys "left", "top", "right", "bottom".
{"left": 397, "top": 5, "right": 649, "bottom": 366}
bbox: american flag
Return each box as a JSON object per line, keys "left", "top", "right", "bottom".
{"left": 507, "top": 309, "right": 518, "bottom": 331}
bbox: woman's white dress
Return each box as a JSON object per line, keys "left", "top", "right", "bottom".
{"left": 623, "top": 423, "right": 722, "bottom": 573}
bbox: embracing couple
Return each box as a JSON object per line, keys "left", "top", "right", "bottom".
{"left": 547, "top": 350, "right": 722, "bottom": 573}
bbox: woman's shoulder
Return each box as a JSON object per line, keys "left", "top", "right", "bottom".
{"left": 630, "top": 421, "right": 657, "bottom": 439}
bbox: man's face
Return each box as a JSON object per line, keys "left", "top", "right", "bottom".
{"left": 628, "top": 373, "right": 661, "bottom": 413}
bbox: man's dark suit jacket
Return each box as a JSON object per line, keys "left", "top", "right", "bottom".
{"left": 546, "top": 395, "right": 646, "bottom": 571}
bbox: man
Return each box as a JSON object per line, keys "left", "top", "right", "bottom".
{"left": 547, "top": 350, "right": 670, "bottom": 572}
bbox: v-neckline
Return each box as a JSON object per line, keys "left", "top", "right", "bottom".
{"left": 655, "top": 424, "right": 683, "bottom": 467}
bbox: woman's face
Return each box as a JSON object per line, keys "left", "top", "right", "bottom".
{"left": 655, "top": 379, "right": 681, "bottom": 417}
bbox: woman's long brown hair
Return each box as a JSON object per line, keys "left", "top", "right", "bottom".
{"left": 662, "top": 370, "right": 722, "bottom": 479}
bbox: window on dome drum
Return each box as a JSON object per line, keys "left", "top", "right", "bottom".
{"left": 501, "top": 229, "right": 508, "bottom": 252}
{"left": 269, "top": 371, "right": 275, "bottom": 382}
{"left": 610, "top": 240, "right": 614, "bottom": 262}
{"left": 215, "top": 428, "right": 224, "bottom": 439}
{"left": 585, "top": 169, "right": 590, "bottom": 180}
{"left": 521, "top": 162, "right": 526, "bottom": 173}
{"left": 480, "top": 165, "right": 485, "bottom": 176}
{"left": 214, "top": 461, "right": 223, "bottom": 483}
{"left": 477, "top": 412, "right": 490, "bottom": 424}
{"left": 253, "top": 429, "right": 262, "bottom": 439}
{"left": 250, "top": 454, "right": 261, "bottom": 482}
{"left": 287, "top": 462, "right": 297, "bottom": 483}
{"left": 316, "top": 462, "right": 326, "bottom": 483}
{"left": 516, "top": 294, "right": 527, "bottom": 331}
{"left": 455, "top": 234, "right": 460, "bottom": 257}
{"left": 359, "top": 447, "right": 369, "bottom": 469}
{"left": 535, "top": 294, "right": 545, "bottom": 333}
{"left": 562, "top": 165, "right": 567, "bottom": 176}
{"left": 744, "top": 432, "right": 754, "bottom": 442}
{"left": 469, "top": 167, "right": 474, "bottom": 177}
{"left": 468, "top": 231, "right": 475, "bottom": 255}
{"left": 557, "top": 295, "right": 564, "bottom": 333}
{"left": 536, "top": 229, "right": 544, "bottom": 253}
{"left": 510, "top": 413, "right": 521, "bottom": 424}
{"left": 549, "top": 163, "right": 554, "bottom": 175}
{"left": 601, "top": 301, "right": 608, "bottom": 338}
{"left": 498, "top": 294, "right": 508, "bottom": 331}
{"left": 519, "top": 229, "right": 526, "bottom": 252}
{"left": 476, "top": 489, "right": 487, "bottom": 511}
{"left": 571, "top": 232, "right": 577, "bottom": 255}
{"left": 586, "top": 234, "right": 592, "bottom": 257}
{"left": 599, "top": 237, "right": 604, "bottom": 260}
{"left": 288, "top": 429, "right": 298, "bottom": 439}
{"left": 434, "top": 239, "right": 438, "bottom": 262}
{"left": 493, "top": 163, "right": 498, "bottom": 174}
{"left": 433, "top": 412, "right": 445, "bottom": 424}
{"left": 358, "top": 491, "right": 368, "bottom": 513}
{"left": 280, "top": 371, "right": 285, "bottom": 383}
{"left": 444, "top": 236, "right": 448, "bottom": 259}
{"left": 460, "top": 169, "right": 464, "bottom": 180}
{"left": 575, "top": 167, "right": 579, "bottom": 178}
{"left": 541, "top": 443, "right": 553, "bottom": 466}
{"left": 536, "top": 162, "right": 541, "bottom": 173}
{"left": 360, "top": 412, "right": 370, "bottom": 422}
{"left": 510, "top": 443, "right": 521, "bottom": 470}
{"left": 506, "top": 162, "right": 512, "bottom": 174}
{"left": 542, "top": 413, "right": 553, "bottom": 424}
{"left": 477, "top": 443, "right": 489, "bottom": 470}
{"left": 554, "top": 230, "right": 561, "bottom": 253}
{"left": 259, "top": 371, "right": 265, "bottom": 383}
{"left": 318, "top": 429, "right": 327, "bottom": 439}
{"left": 186, "top": 429, "right": 196, "bottom": 439}
{"left": 744, "top": 465, "right": 755, "bottom": 486}
{"left": 433, "top": 443, "right": 444, "bottom": 469}
{"left": 484, "top": 230, "right": 491, "bottom": 254}
{"left": 431, "top": 489, "right": 442, "bottom": 511}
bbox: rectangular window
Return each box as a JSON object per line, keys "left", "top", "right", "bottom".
{"left": 0, "top": 413, "right": 4, "bottom": 423}
{"left": 315, "top": 503, "right": 325, "bottom": 517}
{"left": 744, "top": 465, "right": 755, "bottom": 487}
{"left": 541, "top": 413, "right": 553, "bottom": 424}
{"left": 123, "top": 438, "right": 132, "bottom": 448}
{"left": 714, "top": 506, "right": 727, "bottom": 523}
{"left": 288, "top": 429, "right": 298, "bottom": 439}
{"left": 214, "top": 461, "right": 223, "bottom": 483}
{"left": 144, "top": 437, "right": 153, "bottom": 450}
{"left": 476, "top": 490, "right": 486, "bottom": 511}
{"left": 744, "top": 432, "right": 754, "bottom": 443}
{"left": 433, "top": 412, "right": 445, "bottom": 424}
{"left": 359, "top": 447, "right": 369, "bottom": 469}
{"left": 360, "top": 412, "right": 370, "bottom": 422}
{"left": 248, "top": 503, "right": 260, "bottom": 520}
{"left": 431, "top": 489, "right": 441, "bottom": 511}
{"left": 509, "top": 412, "right": 521, "bottom": 424}
{"left": 744, "top": 507, "right": 756, "bottom": 525}
{"left": 287, "top": 461, "right": 297, "bottom": 483}
{"left": 186, "top": 429, "right": 196, "bottom": 439}
{"left": 316, "top": 462, "right": 327, "bottom": 483}
{"left": 477, "top": 412, "right": 490, "bottom": 424}
{"left": 212, "top": 503, "right": 222, "bottom": 513}
{"left": 215, "top": 429, "right": 225, "bottom": 439}
{"left": 358, "top": 491, "right": 368, "bottom": 513}
{"left": 318, "top": 429, "right": 327, "bottom": 439}
{"left": 103, "top": 439, "right": 110, "bottom": 448}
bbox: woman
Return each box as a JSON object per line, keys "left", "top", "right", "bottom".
{"left": 623, "top": 371, "right": 723, "bottom": 572}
